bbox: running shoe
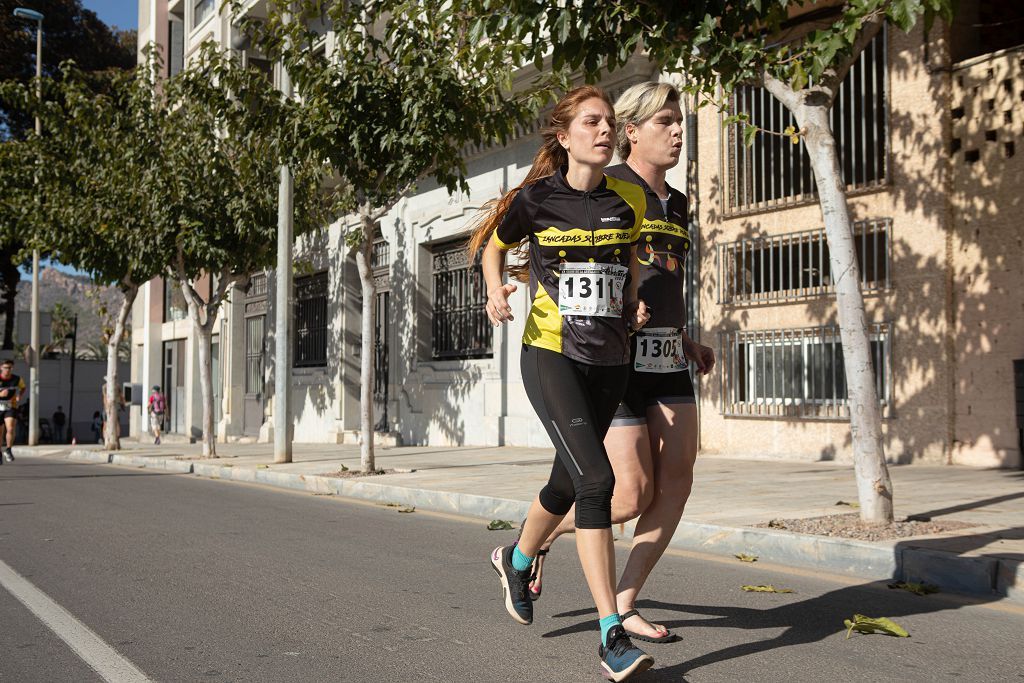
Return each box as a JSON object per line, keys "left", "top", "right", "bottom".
{"left": 599, "top": 625, "right": 654, "bottom": 681}
{"left": 489, "top": 545, "right": 533, "bottom": 625}
{"left": 3, "top": 448, "right": 13, "bottom": 462}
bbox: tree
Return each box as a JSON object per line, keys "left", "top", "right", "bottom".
{"left": 473, "top": 0, "right": 953, "bottom": 523}
{"left": 0, "top": 137, "right": 37, "bottom": 350}
{"left": 1, "top": 62, "right": 167, "bottom": 448}
{"left": 235, "top": 0, "right": 544, "bottom": 472}
{"left": 1, "top": 0, "right": 137, "bottom": 351}
{"left": 151, "top": 44, "right": 328, "bottom": 457}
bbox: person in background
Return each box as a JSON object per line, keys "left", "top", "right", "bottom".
{"left": 0, "top": 358, "right": 26, "bottom": 462}
{"left": 91, "top": 410, "right": 103, "bottom": 444}
{"left": 147, "top": 385, "right": 166, "bottom": 445}
{"left": 52, "top": 406, "right": 67, "bottom": 444}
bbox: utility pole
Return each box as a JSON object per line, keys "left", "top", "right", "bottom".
{"left": 273, "top": 6, "right": 294, "bottom": 463}
{"left": 13, "top": 7, "right": 44, "bottom": 446}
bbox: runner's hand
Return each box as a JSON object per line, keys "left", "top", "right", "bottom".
{"left": 625, "top": 300, "right": 651, "bottom": 332}
{"left": 486, "top": 284, "right": 517, "bottom": 326}
{"left": 685, "top": 340, "right": 716, "bottom": 375}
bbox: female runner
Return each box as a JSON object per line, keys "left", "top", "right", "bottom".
{"left": 525, "top": 82, "right": 716, "bottom": 645}
{"left": 471, "top": 85, "right": 654, "bottom": 681}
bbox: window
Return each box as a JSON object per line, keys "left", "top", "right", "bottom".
{"left": 163, "top": 278, "right": 188, "bottom": 322}
{"left": 719, "top": 323, "right": 891, "bottom": 419}
{"left": 432, "top": 239, "right": 492, "bottom": 360}
{"left": 294, "top": 272, "right": 328, "bottom": 368}
{"left": 244, "top": 273, "right": 267, "bottom": 395}
{"left": 724, "top": 30, "right": 888, "bottom": 212}
{"left": 193, "top": 0, "right": 214, "bottom": 29}
{"left": 718, "top": 218, "right": 891, "bottom": 304}
{"left": 168, "top": 17, "right": 184, "bottom": 76}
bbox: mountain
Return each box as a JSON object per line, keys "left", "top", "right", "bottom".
{"left": 1, "top": 268, "right": 127, "bottom": 354}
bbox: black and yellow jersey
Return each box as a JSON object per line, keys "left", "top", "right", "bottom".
{"left": 0, "top": 373, "right": 25, "bottom": 408}
{"left": 604, "top": 163, "right": 690, "bottom": 331}
{"left": 492, "top": 167, "right": 646, "bottom": 366}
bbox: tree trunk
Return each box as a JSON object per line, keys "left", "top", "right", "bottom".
{"left": 103, "top": 285, "right": 138, "bottom": 450}
{"left": 180, "top": 278, "right": 220, "bottom": 458}
{"left": 0, "top": 258, "right": 19, "bottom": 350}
{"left": 774, "top": 86, "right": 894, "bottom": 524}
{"left": 355, "top": 210, "right": 376, "bottom": 473}
{"left": 194, "top": 321, "right": 215, "bottom": 457}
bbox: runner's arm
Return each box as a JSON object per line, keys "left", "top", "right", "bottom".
{"left": 681, "top": 329, "right": 715, "bottom": 375}
{"left": 482, "top": 238, "right": 517, "bottom": 326}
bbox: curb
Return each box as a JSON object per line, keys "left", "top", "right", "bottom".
{"left": 20, "top": 447, "right": 1023, "bottom": 606}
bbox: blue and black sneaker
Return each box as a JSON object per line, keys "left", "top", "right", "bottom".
{"left": 599, "top": 625, "right": 654, "bottom": 681}
{"left": 489, "top": 545, "right": 533, "bottom": 625}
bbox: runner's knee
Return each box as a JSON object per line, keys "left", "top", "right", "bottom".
{"left": 574, "top": 466, "right": 615, "bottom": 529}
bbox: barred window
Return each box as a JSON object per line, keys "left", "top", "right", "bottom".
{"left": 432, "top": 240, "right": 492, "bottom": 360}
{"left": 724, "top": 30, "right": 888, "bottom": 212}
{"left": 294, "top": 272, "right": 328, "bottom": 368}
{"left": 719, "top": 323, "right": 891, "bottom": 419}
{"left": 718, "top": 218, "right": 890, "bottom": 304}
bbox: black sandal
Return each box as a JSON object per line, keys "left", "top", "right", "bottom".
{"left": 621, "top": 609, "right": 676, "bottom": 643}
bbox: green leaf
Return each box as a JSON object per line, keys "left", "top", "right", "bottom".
{"left": 487, "top": 519, "right": 514, "bottom": 530}
{"left": 398, "top": 506, "right": 416, "bottom": 513}
{"left": 836, "top": 500, "right": 860, "bottom": 508}
{"left": 742, "top": 585, "right": 794, "bottom": 593}
{"left": 742, "top": 124, "right": 758, "bottom": 147}
{"left": 735, "top": 553, "right": 759, "bottom": 563}
{"left": 844, "top": 614, "right": 910, "bottom": 639}
{"left": 887, "top": 582, "right": 940, "bottom": 596}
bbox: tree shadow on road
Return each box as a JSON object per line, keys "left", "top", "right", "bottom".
{"left": 544, "top": 576, "right": 1001, "bottom": 680}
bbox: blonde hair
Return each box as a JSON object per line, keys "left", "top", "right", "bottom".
{"left": 467, "top": 86, "right": 614, "bottom": 282}
{"left": 614, "top": 82, "right": 681, "bottom": 160}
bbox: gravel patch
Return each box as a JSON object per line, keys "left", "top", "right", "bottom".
{"left": 319, "top": 468, "right": 398, "bottom": 479}
{"left": 756, "top": 513, "right": 977, "bottom": 542}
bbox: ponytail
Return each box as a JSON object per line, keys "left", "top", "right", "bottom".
{"left": 467, "top": 85, "right": 612, "bottom": 282}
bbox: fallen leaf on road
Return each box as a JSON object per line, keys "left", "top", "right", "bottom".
{"left": 767, "top": 519, "right": 787, "bottom": 529}
{"left": 397, "top": 506, "right": 416, "bottom": 513}
{"left": 487, "top": 520, "right": 514, "bottom": 530}
{"left": 836, "top": 500, "right": 860, "bottom": 508}
{"left": 742, "top": 585, "right": 794, "bottom": 593}
{"left": 844, "top": 614, "right": 909, "bottom": 639}
{"left": 339, "top": 464, "right": 349, "bottom": 472}
{"left": 735, "top": 553, "right": 758, "bottom": 563}
{"left": 256, "top": 464, "right": 269, "bottom": 469}
{"left": 887, "top": 581, "right": 939, "bottom": 596}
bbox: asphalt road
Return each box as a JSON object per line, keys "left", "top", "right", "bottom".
{"left": 1, "top": 456, "right": 1022, "bottom": 682}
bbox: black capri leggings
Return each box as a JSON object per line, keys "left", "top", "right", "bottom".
{"left": 521, "top": 345, "right": 630, "bottom": 529}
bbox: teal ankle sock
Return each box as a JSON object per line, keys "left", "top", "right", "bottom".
{"left": 600, "top": 614, "right": 622, "bottom": 646}
{"left": 511, "top": 545, "right": 534, "bottom": 572}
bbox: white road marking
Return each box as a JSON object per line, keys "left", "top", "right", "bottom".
{"left": 0, "top": 559, "right": 152, "bottom": 683}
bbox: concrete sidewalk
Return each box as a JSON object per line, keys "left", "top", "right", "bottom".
{"left": 13, "top": 440, "right": 1024, "bottom": 604}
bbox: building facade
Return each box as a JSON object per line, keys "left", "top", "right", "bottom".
{"left": 132, "top": 1, "right": 1023, "bottom": 468}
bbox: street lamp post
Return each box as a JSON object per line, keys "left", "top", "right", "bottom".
{"left": 13, "top": 7, "right": 44, "bottom": 446}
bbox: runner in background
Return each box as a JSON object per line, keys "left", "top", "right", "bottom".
{"left": 0, "top": 359, "right": 26, "bottom": 463}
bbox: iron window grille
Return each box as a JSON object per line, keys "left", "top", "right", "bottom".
{"left": 723, "top": 29, "right": 888, "bottom": 214}
{"left": 432, "top": 240, "right": 492, "bottom": 360}
{"left": 719, "top": 322, "right": 891, "bottom": 420}
{"left": 294, "top": 272, "right": 328, "bottom": 368}
{"left": 718, "top": 218, "right": 891, "bottom": 305}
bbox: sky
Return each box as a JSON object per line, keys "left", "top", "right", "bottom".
{"left": 81, "top": 0, "right": 138, "bottom": 31}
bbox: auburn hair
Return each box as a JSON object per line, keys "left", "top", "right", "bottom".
{"left": 466, "top": 85, "right": 614, "bottom": 281}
